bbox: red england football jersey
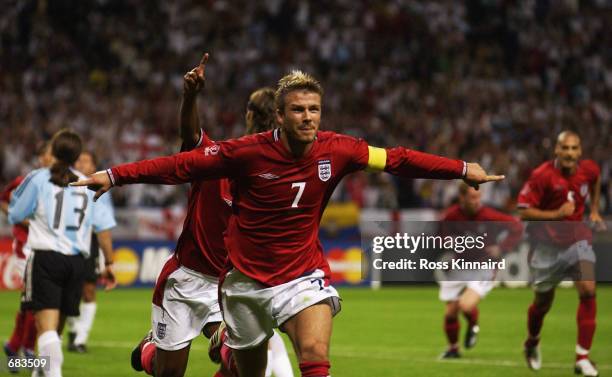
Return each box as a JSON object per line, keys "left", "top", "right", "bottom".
{"left": 174, "top": 131, "right": 232, "bottom": 277}
{"left": 1, "top": 176, "right": 29, "bottom": 253}
{"left": 111, "top": 129, "right": 465, "bottom": 286}
{"left": 442, "top": 204, "right": 523, "bottom": 254}
{"left": 517, "top": 159, "right": 600, "bottom": 246}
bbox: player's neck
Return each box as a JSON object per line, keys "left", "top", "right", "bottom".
{"left": 461, "top": 206, "right": 480, "bottom": 218}
{"left": 280, "top": 130, "right": 314, "bottom": 158}
{"left": 555, "top": 159, "right": 577, "bottom": 176}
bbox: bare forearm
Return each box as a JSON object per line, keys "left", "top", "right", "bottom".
{"left": 96, "top": 230, "right": 114, "bottom": 264}
{"left": 0, "top": 202, "right": 7, "bottom": 216}
{"left": 180, "top": 94, "right": 201, "bottom": 147}
{"left": 518, "top": 207, "right": 563, "bottom": 221}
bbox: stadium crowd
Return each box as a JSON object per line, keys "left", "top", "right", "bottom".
{"left": 1, "top": 0, "right": 610, "bottom": 213}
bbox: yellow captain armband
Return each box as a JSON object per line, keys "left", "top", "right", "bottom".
{"left": 366, "top": 146, "right": 387, "bottom": 172}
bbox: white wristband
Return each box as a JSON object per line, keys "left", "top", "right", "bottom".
{"left": 106, "top": 169, "right": 116, "bottom": 186}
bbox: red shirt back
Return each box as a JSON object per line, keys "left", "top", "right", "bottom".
{"left": 174, "top": 133, "right": 232, "bottom": 277}
{"left": 442, "top": 204, "right": 523, "bottom": 255}
{"left": 517, "top": 160, "right": 600, "bottom": 246}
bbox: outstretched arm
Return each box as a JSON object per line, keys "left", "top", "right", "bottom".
{"left": 71, "top": 146, "right": 234, "bottom": 200}
{"left": 518, "top": 203, "right": 574, "bottom": 221}
{"left": 367, "top": 146, "right": 504, "bottom": 188}
{"left": 180, "top": 53, "right": 209, "bottom": 149}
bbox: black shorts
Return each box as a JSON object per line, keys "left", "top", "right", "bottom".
{"left": 22, "top": 250, "right": 86, "bottom": 316}
{"left": 84, "top": 234, "right": 100, "bottom": 283}
{"left": 83, "top": 255, "right": 99, "bottom": 283}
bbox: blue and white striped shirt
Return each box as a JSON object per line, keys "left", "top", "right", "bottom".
{"left": 8, "top": 168, "right": 116, "bottom": 257}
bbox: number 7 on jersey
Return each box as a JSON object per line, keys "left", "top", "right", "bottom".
{"left": 291, "top": 182, "right": 306, "bottom": 208}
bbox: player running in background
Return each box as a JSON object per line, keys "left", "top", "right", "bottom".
{"left": 75, "top": 70, "right": 504, "bottom": 377}
{"left": 439, "top": 183, "right": 522, "bottom": 359}
{"left": 2, "top": 142, "right": 54, "bottom": 372}
{"left": 66, "top": 151, "right": 116, "bottom": 353}
{"left": 518, "top": 131, "right": 605, "bottom": 376}
{"left": 130, "top": 54, "right": 292, "bottom": 377}
{"left": 8, "top": 129, "right": 116, "bottom": 377}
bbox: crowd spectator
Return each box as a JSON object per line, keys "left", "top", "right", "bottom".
{"left": 1, "top": 0, "right": 610, "bottom": 213}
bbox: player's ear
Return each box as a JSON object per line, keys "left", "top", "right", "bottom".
{"left": 275, "top": 108, "right": 284, "bottom": 124}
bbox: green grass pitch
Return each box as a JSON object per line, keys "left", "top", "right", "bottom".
{"left": 0, "top": 286, "right": 610, "bottom": 376}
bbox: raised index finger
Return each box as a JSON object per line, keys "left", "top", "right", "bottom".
{"left": 198, "top": 53, "right": 209, "bottom": 69}
{"left": 199, "top": 52, "right": 209, "bottom": 66}
{"left": 69, "top": 178, "right": 93, "bottom": 187}
{"left": 485, "top": 175, "right": 505, "bottom": 182}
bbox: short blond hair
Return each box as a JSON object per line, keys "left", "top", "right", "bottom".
{"left": 275, "top": 70, "right": 323, "bottom": 111}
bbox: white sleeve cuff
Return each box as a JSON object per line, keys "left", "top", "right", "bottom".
{"left": 461, "top": 161, "right": 467, "bottom": 178}
{"left": 106, "top": 169, "right": 116, "bottom": 186}
{"left": 194, "top": 128, "right": 205, "bottom": 148}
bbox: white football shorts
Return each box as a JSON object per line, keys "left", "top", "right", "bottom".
{"left": 151, "top": 256, "right": 223, "bottom": 351}
{"left": 529, "top": 240, "right": 596, "bottom": 293}
{"left": 438, "top": 269, "right": 496, "bottom": 301}
{"left": 221, "top": 268, "right": 341, "bottom": 350}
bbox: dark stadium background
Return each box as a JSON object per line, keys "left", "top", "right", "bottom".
{"left": 1, "top": 0, "right": 610, "bottom": 213}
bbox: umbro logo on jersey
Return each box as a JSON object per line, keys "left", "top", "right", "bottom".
{"left": 318, "top": 160, "right": 331, "bottom": 182}
{"left": 258, "top": 173, "right": 280, "bottom": 180}
{"left": 204, "top": 145, "right": 220, "bottom": 156}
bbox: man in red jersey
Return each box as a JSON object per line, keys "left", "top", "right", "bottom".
{"left": 130, "top": 54, "right": 290, "bottom": 377}
{"left": 517, "top": 131, "right": 605, "bottom": 376}
{"left": 2, "top": 142, "right": 53, "bottom": 371}
{"left": 74, "top": 70, "right": 504, "bottom": 377}
{"left": 439, "top": 183, "right": 522, "bottom": 359}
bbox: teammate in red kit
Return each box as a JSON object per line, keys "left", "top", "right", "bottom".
{"left": 129, "top": 54, "right": 290, "bottom": 377}
{"left": 74, "top": 70, "right": 504, "bottom": 377}
{"left": 517, "top": 131, "right": 605, "bottom": 376}
{"left": 128, "top": 53, "right": 233, "bottom": 377}
{"left": 439, "top": 183, "right": 522, "bottom": 359}
{"left": 2, "top": 142, "right": 54, "bottom": 371}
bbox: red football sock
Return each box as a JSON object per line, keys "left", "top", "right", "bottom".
{"left": 576, "top": 296, "right": 596, "bottom": 360}
{"left": 213, "top": 365, "right": 235, "bottom": 377}
{"left": 140, "top": 342, "right": 156, "bottom": 375}
{"left": 299, "top": 360, "right": 330, "bottom": 377}
{"left": 21, "top": 310, "right": 37, "bottom": 351}
{"left": 444, "top": 315, "right": 459, "bottom": 348}
{"left": 7, "top": 310, "right": 25, "bottom": 353}
{"left": 463, "top": 308, "right": 479, "bottom": 327}
{"left": 526, "top": 303, "right": 548, "bottom": 347}
{"left": 220, "top": 343, "right": 238, "bottom": 376}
